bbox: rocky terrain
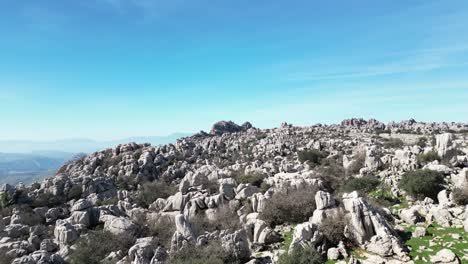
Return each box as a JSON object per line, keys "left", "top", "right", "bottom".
{"left": 1, "top": 118, "right": 467, "bottom": 264}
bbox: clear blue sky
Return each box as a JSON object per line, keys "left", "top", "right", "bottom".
{"left": 1, "top": 0, "right": 467, "bottom": 140}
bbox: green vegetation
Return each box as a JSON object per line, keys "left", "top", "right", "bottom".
{"left": 67, "top": 185, "right": 83, "bottom": 200}
{"left": 404, "top": 224, "right": 467, "bottom": 264}
{"left": 170, "top": 241, "right": 238, "bottom": 264}
{"left": 399, "top": 169, "right": 444, "bottom": 201}
{"left": 341, "top": 176, "right": 380, "bottom": 194}
{"left": 383, "top": 138, "right": 405, "bottom": 149}
{"left": 281, "top": 229, "right": 294, "bottom": 251}
{"left": 347, "top": 152, "right": 366, "bottom": 175}
{"left": 277, "top": 246, "right": 323, "bottom": 264}
{"left": 417, "top": 151, "right": 440, "bottom": 164}
{"left": 368, "top": 185, "right": 397, "bottom": 207}
{"left": 69, "top": 230, "right": 135, "bottom": 264}
{"left": 298, "top": 149, "right": 328, "bottom": 164}
{"left": 135, "top": 180, "right": 178, "bottom": 208}
{"left": 260, "top": 186, "right": 317, "bottom": 226}
{"left": 235, "top": 173, "right": 265, "bottom": 187}
{"left": 416, "top": 137, "right": 428, "bottom": 148}
{"left": 452, "top": 185, "right": 468, "bottom": 206}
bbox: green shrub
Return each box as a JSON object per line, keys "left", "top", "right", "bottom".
{"left": 452, "top": 185, "right": 468, "bottom": 206}
{"left": 298, "top": 149, "right": 328, "bottom": 164}
{"left": 319, "top": 215, "right": 349, "bottom": 245}
{"left": 135, "top": 180, "right": 178, "bottom": 208}
{"left": 441, "top": 148, "right": 465, "bottom": 166}
{"left": 190, "top": 205, "right": 241, "bottom": 236}
{"left": 69, "top": 230, "right": 135, "bottom": 264}
{"left": 316, "top": 157, "right": 346, "bottom": 192}
{"left": 260, "top": 186, "right": 317, "bottom": 226}
{"left": 146, "top": 215, "right": 176, "bottom": 248}
{"left": 368, "top": 185, "right": 397, "bottom": 207}
{"left": 235, "top": 173, "right": 265, "bottom": 187}
{"left": 170, "top": 240, "right": 237, "bottom": 264}
{"left": 67, "top": 185, "right": 83, "bottom": 200}
{"left": 399, "top": 169, "right": 444, "bottom": 201}
{"left": 31, "top": 192, "right": 62, "bottom": 208}
{"left": 383, "top": 138, "right": 405, "bottom": 149}
{"left": 341, "top": 176, "right": 380, "bottom": 194}
{"left": 416, "top": 137, "right": 428, "bottom": 148}
{"left": 277, "top": 246, "right": 323, "bottom": 264}
{"left": 347, "top": 152, "right": 366, "bottom": 175}
{"left": 417, "top": 151, "right": 440, "bottom": 164}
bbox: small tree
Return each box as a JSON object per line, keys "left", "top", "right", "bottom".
{"left": 452, "top": 185, "right": 468, "bottom": 206}
{"left": 399, "top": 169, "right": 444, "bottom": 201}
{"left": 383, "top": 138, "right": 405, "bottom": 149}
{"left": 341, "top": 176, "right": 380, "bottom": 195}
{"left": 417, "top": 151, "right": 440, "bottom": 164}
{"left": 277, "top": 246, "right": 323, "bottom": 264}
{"left": 260, "top": 186, "right": 317, "bottom": 226}
{"left": 69, "top": 230, "right": 135, "bottom": 264}
{"left": 298, "top": 149, "right": 328, "bottom": 164}
{"left": 135, "top": 180, "right": 178, "bottom": 208}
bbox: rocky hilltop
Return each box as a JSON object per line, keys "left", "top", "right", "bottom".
{"left": 1, "top": 118, "right": 467, "bottom": 264}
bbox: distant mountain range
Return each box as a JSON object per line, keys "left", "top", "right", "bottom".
{"left": 0, "top": 151, "right": 75, "bottom": 185}
{"left": 0, "top": 133, "right": 192, "bottom": 184}
{"left": 0, "top": 133, "right": 192, "bottom": 154}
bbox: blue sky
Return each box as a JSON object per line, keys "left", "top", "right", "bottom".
{"left": 0, "top": 0, "right": 467, "bottom": 140}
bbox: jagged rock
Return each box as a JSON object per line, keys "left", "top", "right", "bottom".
{"left": 430, "top": 249, "right": 460, "bottom": 264}
{"left": 437, "top": 190, "right": 453, "bottom": 208}
{"left": 104, "top": 216, "right": 137, "bottom": 236}
{"left": 366, "top": 235, "right": 393, "bottom": 257}
{"left": 342, "top": 191, "right": 392, "bottom": 244}
{"left": 435, "top": 133, "right": 453, "bottom": 157}
{"left": 315, "top": 191, "right": 336, "bottom": 210}
{"left": 412, "top": 226, "right": 427, "bottom": 238}
{"left": 54, "top": 220, "right": 78, "bottom": 247}
{"left": 429, "top": 207, "right": 453, "bottom": 227}
{"left": 128, "top": 237, "right": 157, "bottom": 264}
{"left": 327, "top": 247, "right": 340, "bottom": 260}
{"left": 40, "top": 239, "right": 58, "bottom": 252}
{"left": 235, "top": 184, "right": 259, "bottom": 200}
{"left": 399, "top": 207, "right": 423, "bottom": 225}
{"left": 174, "top": 214, "right": 194, "bottom": 239}
{"left": 71, "top": 199, "right": 93, "bottom": 212}
{"left": 4, "top": 224, "right": 30, "bottom": 238}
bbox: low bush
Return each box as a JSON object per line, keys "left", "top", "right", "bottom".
{"left": 417, "top": 137, "right": 428, "bottom": 148}
{"left": 368, "top": 185, "right": 398, "bottom": 207}
{"left": 452, "top": 185, "right": 468, "bottom": 206}
{"left": 235, "top": 173, "right": 265, "bottom": 188}
{"left": 298, "top": 149, "right": 328, "bottom": 164}
{"left": 340, "top": 176, "right": 380, "bottom": 195}
{"left": 316, "top": 157, "right": 346, "bottom": 192}
{"left": 170, "top": 240, "right": 237, "bottom": 264}
{"left": 31, "top": 192, "right": 62, "bottom": 208}
{"left": 146, "top": 215, "right": 176, "bottom": 248}
{"left": 191, "top": 205, "right": 241, "bottom": 236}
{"left": 441, "top": 148, "right": 465, "bottom": 166}
{"left": 399, "top": 169, "right": 444, "bottom": 201}
{"left": 319, "top": 216, "right": 349, "bottom": 246}
{"left": 277, "top": 246, "right": 323, "bottom": 264}
{"left": 67, "top": 185, "right": 83, "bottom": 200}
{"left": 135, "top": 180, "right": 178, "bottom": 208}
{"left": 417, "top": 151, "right": 440, "bottom": 164}
{"left": 69, "top": 230, "right": 135, "bottom": 264}
{"left": 383, "top": 138, "right": 405, "bottom": 149}
{"left": 347, "top": 152, "right": 366, "bottom": 175}
{"left": 260, "top": 186, "right": 317, "bottom": 226}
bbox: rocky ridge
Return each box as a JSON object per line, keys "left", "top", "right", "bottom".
{"left": 0, "top": 118, "right": 467, "bottom": 264}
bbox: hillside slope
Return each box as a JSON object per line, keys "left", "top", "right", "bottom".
{"left": 1, "top": 118, "right": 467, "bottom": 264}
